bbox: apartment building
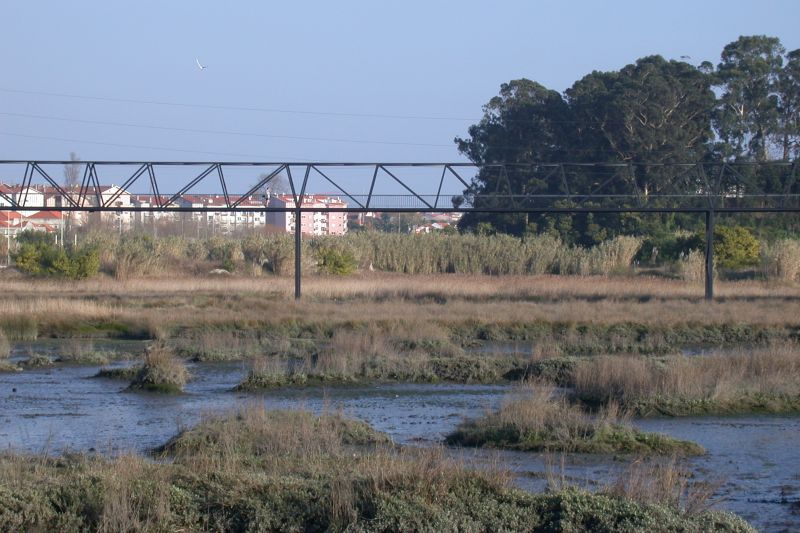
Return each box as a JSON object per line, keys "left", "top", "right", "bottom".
{"left": 265, "top": 195, "right": 348, "bottom": 236}
{"left": 1, "top": 182, "right": 348, "bottom": 237}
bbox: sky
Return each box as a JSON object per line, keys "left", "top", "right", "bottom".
{"left": 1, "top": 0, "right": 798, "bottom": 194}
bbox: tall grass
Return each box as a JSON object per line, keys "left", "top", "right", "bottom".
{"left": 79, "top": 230, "right": 645, "bottom": 277}
{"left": 605, "top": 457, "right": 722, "bottom": 515}
{"left": 128, "top": 343, "right": 189, "bottom": 393}
{"left": 446, "top": 381, "right": 703, "bottom": 455}
{"left": 0, "top": 329, "right": 9, "bottom": 359}
{"left": 763, "top": 239, "right": 800, "bottom": 282}
{"left": 572, "top": 343, "right": 800, "bottom": 415}
{"left": 352, "top": 232, "right": 642, "bottom": 275}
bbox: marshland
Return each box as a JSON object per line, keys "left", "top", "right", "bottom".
{"left": 1, "top": 229, "right": 800, "bottom": 531}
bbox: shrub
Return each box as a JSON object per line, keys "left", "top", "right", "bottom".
{"left": 11, "top": 237, "right": 100, "bottom": 279}
{"left": 316, "top": 245, "right": 357, "bottom": 275}
{"left": 713, "top": 225, "right": 760, "bottom": 269}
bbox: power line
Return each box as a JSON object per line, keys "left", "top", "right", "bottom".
{"left": 1, "top": 111, "right": 712, "bottom": 156}
{"left": 0, "top": 130, "right": 308, "bottom": 161}
{"left": 0, "top": 111, "right": 456, "bottom": 148}
{"left": 0, "top": 87, "right": 477, "bottom": 122}
{"left": 0, "top": 86, "right": 670, "bottom": 126}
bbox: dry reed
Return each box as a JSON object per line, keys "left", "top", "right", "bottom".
{"left": 128, "top": 344, "right": 189, "bottom": 393}
{"left": 572, "top": 343, "right": 800, "bottom": 414}
{"left": 447, "top": 381, "right": 703, "bottom": 455}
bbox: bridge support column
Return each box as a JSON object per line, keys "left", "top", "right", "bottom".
{"left": 705, "top": 209, "right": 714, "bottom": 301}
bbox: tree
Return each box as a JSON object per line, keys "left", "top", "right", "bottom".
{"left": 455, "top": 60, "right": 714, "bottom": 242}
{"left": 775, "top": 49, "right": 800, "bottom": 160}
{"left": 253, "top": 172, "right": 291, "bottom": 201}
{"left": 455, "top": 79, "right": 570, "bottom": 234}
{"left": 63, "top": 152, "right": 81, "bottom": 188}
{"left": 714, "top": 36, "right": 785, "bottom": 161}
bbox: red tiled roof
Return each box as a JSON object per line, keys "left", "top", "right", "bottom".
{"left": 26, "top": 211, "right": 62, "bottom": 220}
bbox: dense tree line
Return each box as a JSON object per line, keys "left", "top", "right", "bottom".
{"left": 456, "top": 35, "right": 800, "bottom": 244}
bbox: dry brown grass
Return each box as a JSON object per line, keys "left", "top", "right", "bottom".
{"left": 0, "top": 275, "right": 797, "bottom": 334}
{"left": 572, "top": 343, "right": 800, "bottom": 413}
{"left": 128, "top": 344, "right": 189, "bottom": 393}
{"left": 605, "top": 457, "right": 723, "bottom": 515}
{"left": 448, "top": 381, "right": 703, "bottom": 455}
{"left": 0, "top": 329, "right": 9, "bottom": 359}
{"left": 764, "top": 239, "right": 800, "bottom": 282}
{"left": 1, "top": 272, "right": 798, "bottom": 301}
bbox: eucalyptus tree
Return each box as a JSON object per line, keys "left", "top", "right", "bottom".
{"left": 714, "top": 35, "right": 785, "bottom": 162}
{"left": 776, "top": 49, "right": 800, "bottom": 161}
{"left": 455, "top": 79, "right": 570, "bottom": 235}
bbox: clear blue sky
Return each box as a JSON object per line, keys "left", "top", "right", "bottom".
{"left": 1, "top": 0, "right": 798, "bottom": 170}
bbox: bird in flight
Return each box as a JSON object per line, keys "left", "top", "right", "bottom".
{"left": 680, "top": 55, "right": 691, "bottom": 60}
{"left": 196, "top": 58, "right": 207, "bottom": 71}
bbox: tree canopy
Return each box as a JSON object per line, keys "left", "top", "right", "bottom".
{"left": 456, "top": 35, "right": 799, "bottom": 242}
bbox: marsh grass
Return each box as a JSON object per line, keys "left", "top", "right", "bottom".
{"left": 55, "top": 339, "right": 110, "bottom": 365}
{"left": 0, "top": 329, "right": 9, "bottom": 359}
{"left": 572, "top": 343, "right": 800, "bottom": 415}
{"left": 21, "top": 353, "right": 54, "bottom": 368}
{"left": 128, "top": 344, "right": 189, "bottom": 393}
{"left": 0, "top": 359, "right": 20, "bottom": 372}
{"left": 0, "top": 275, "right": 798, "bottom": 348}
{"left": 605, "top": 457, "right": 723, "bottom": 516}
{"left": 236, "top": 327, "right": 524, "bottom": 390}
{"left": 94, "top": 365, "right": 142, "bottom": 380}
{"left": 0, "top": 405, "right": 754, "bottom": 532}
{"left": 173, "top": 330, "right": 266, "bottom": 361}
{"left": 446, "top": 382, "right": 704, "bottom": 455}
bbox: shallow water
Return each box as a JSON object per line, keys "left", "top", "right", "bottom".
{"left": 1, "top": 351, "right": 798, "bottom": 532}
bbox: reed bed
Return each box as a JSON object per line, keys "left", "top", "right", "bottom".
{"left": 571, "top": 343, "right": 800, "bottom": 415}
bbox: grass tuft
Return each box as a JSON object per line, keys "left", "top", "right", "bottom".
{"left": 446, "top": 381, "right": 704, "bottom": 455}
{"left": 128, "top": 344, "right": 189, "bottom": 394}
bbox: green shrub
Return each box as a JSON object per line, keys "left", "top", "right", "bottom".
{"left": 316, "top": 245, "right": 357, "bottom": 275}
{"left": 11, "top": 237, "right": 100, "bottom": 280}
{"left": 713, "top": 225, "right": 760, "bottom": 269}
{"left": 12, "top": 243, "right": 43, "bottom": 274}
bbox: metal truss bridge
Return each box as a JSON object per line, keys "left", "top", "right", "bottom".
{"left": 1, "top": 160, "right": 798, "bottom": 299}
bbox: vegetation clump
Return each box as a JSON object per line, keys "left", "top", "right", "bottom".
{"left": 571, "top": 343, "right": 800, "bottom": 416}
{"left": 55, "top": 340, "right": 110, "bottom": 365}
{"left": 0, "top": 406, "right": 752, "bottom": 532}
{"left": 235, "top": 327, "right": 523, "bottom": 390}
{"left": 446, "top": 382, "right": 703, "bottom": 455}
{"left": 12, "top": 231, "right": 100, "bottom": 279}
{"left": 94, "top": 365, "right": 142, "bottom": 381}
{"left": 20, "top": 354, "right": 54, "bottom": 368}
{"left": 0, "top": 329, "right": 9, "bottom": 359}
{"left": 0, "top": 360, "right": 20, "bottom": 373}
{"left": 713, "top": 226, "right": 761, "bottom": 269}
{"left": 127, "top": 344, "right": 189, "bottom": 393}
